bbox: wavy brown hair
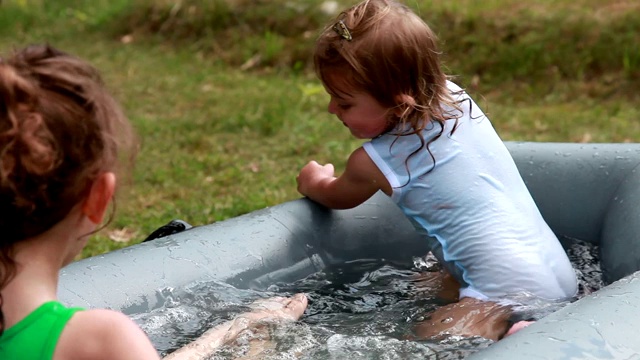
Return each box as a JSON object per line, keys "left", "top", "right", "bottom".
{"left": 314, "top": 0, "right": 465, "bottom": 178}
{"left": 0, "top": 44, "right": 136, "bottom": 331}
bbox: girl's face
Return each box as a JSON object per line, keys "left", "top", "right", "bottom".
{"left": 326, "top": 88, "right": 393, "bottom": 139}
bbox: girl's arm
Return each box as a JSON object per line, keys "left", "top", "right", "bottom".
{"left": 55, "top": 293, "right": 307, "bottom": 360}
{"left": 163, "top": 293, "right": 308, "bottom": 360}
{"left": 297, "top": 147, "right": 391, "bottom": 209}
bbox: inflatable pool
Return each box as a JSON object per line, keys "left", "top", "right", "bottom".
{"left": 58, "top": 141, "right": 640, "bottom": 359}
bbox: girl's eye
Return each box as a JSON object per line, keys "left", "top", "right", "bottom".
{"left": 338, "top": 103, "right": 352, "bottom": 110}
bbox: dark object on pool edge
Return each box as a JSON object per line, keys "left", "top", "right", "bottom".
{"left": 143, "top": 220, "right": 193, "bottom": 242}
{"left": 58, "top": 142, "right": 640, "bottom": 360}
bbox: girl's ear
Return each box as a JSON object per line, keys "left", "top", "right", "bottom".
{"left": 394, "top": 94, "right": 416, "bottom": 117}
{"left": 82, "top": 172, "right": 116, "bottom": 224}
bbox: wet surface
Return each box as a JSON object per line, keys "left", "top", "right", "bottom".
{"left": 134, "top": 239, "right": 603, "bottom": 359}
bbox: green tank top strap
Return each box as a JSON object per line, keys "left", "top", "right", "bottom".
{"left": 0, "top": 301, "right": 84, "bottom": 360}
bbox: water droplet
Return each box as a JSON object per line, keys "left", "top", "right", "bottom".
{"left": 441, "top": 317, "right": 454, "bottom": 324}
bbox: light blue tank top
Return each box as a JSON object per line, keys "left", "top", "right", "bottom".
{"left": 363, "top": 81, "right": 577, "bottom": 301}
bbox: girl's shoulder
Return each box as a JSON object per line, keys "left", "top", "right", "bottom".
{"left": 445, "top": 80, "right": 462, "bottom": 92}
{"left": 54, "top": 309, "right": 160, "bottom": 360}
{"left": 444, "top": 80, "right": 471, "bottom": 101}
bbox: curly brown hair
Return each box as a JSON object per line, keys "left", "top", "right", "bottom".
{"left": 0, "top": 44, "right": 136, "bottom": 329}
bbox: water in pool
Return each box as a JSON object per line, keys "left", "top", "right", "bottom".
{"left": 133, "top": 239, "right": 602, "bottom": 359}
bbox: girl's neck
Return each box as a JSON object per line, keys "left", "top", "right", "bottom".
{"left": 1, "top": 234, "right": 68, "bottom": 329}
{"left": 1, "top": 266, "right": 60, "bottom": 329}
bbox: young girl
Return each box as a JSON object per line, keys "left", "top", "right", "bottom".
{"left": 296, "top": 0, "right": 577, "bottom": 340}
{"left": 0, "top": 44, "right": 307, "bottom": 359}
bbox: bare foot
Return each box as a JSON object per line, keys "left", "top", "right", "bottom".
{"left": 503, "top": 320, "right": 534, "bottom": 338}
{"left": 245, "top": 293, "right": 308, "bottom": 322}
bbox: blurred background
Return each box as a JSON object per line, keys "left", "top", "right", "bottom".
{"left": 1, "top": 0, "right": 638, "bottom": 258}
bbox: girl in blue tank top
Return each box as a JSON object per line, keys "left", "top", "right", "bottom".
{"left": 297, "top": 0, "right": 577, "bottom": 341}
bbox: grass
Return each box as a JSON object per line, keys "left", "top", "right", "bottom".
{"left": 0, "top": 0, "right": 638, "bottom": 258}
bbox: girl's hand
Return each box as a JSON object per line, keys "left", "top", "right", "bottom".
{"left": 296, "top": 160, "right": 335, "bottom": 197}
{"left": 295, "top": 148, "right": 388, "bottom": 209}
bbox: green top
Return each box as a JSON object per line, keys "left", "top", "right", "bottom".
{"left": 0, "top": 301, "right": 83, "bottom": 360}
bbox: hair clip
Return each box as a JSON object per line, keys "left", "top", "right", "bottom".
{"left": 332, "top": 19, "right": 352, "bottom": 41}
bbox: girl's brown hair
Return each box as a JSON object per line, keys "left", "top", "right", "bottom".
{"left": 314, "top": 0, "right": 464, "bottom": 174}
{"left": 0, "top": 45, "right": 136, "bottom": 326}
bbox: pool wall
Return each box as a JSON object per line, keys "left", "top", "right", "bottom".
{"left": 58, "top": 142, "right": 640, "bottom": 359}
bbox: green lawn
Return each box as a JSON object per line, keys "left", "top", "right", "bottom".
{"left": 1, "top": 0, "right": 638, "bottom": 258}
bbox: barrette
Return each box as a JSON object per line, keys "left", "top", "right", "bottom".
{"left": 332, "top": 19, "right": 352, "bottom": 41}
